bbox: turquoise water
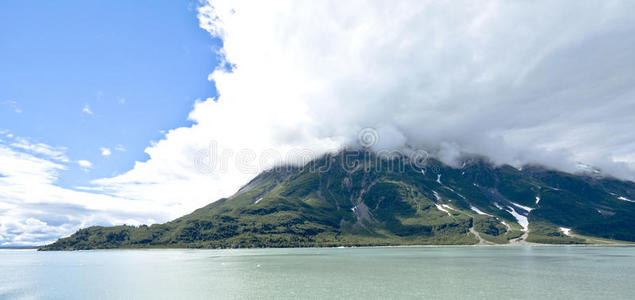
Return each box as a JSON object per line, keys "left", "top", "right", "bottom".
{"left": 1, "top": 246, "right": 634, "bottom": 299}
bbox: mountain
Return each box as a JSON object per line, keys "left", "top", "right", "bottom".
{"left": 41, "top": 151, "right": 635, "bottom": 250}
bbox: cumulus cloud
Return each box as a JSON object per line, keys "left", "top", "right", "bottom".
{"left": 93, "top": 1, "right": 635, "bottom": 213}
{"left": 195, "top": 0, "right": 635, "bottom": 176}
{"left": 100, "top": 147, "right": 111, "bottom": 156}
{"left": 77, "top": 160, "right": 93, "bottom": 170}
{"left": 89, "top": 0, "right": 635, "bottom": 221}
{"left": 82, "top": 104, "right": 93, "bottom": 115}
{"left": 0, "top": 138, "right": 162, "bottom": 246}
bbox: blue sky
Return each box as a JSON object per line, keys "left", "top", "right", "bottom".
{"left": 0, "top": 0, "right": 220, "bottom": 188}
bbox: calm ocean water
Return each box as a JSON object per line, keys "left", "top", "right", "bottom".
{"left": 1, "top": 246, "right": 634, "bottom": 299}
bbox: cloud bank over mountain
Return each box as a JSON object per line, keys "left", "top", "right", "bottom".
{"left": 99, "top": 0, "right": 635, "bottom": 217}
{"left": 197, "top": 0, "right": 635, "bottom": 172}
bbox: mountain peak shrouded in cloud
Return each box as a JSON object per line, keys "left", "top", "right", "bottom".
{"left": 97, "top": 0, "right": 635, "bottom": 214}
{"left": 192, "top": 0, "right": 635, "bottom": 177}
{"left": 2, "top": 0, "right": 635, "bottom": 246}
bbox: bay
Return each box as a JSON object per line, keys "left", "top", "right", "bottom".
{"left": 1, "top": 246, "right": 634, "bottom": 299}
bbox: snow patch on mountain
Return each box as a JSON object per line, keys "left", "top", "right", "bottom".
{"left": 435, "top": 204, "right": 451, "bottom": 216}
{"left": 501, "top": 221, "right": 511, "bottom": 230}
{"left": 440, "top": 185, "right": 465, "bottom": 200}
{"left": 470, "top": 206, "right": 493, "bottom": 217}
{"left": 511, "top": 202, "right": 534, "bottom": 212}
{"left": 559, "top": 227, "right": 572, "bottom": 236}
{"left": 507, "top": 206, "right": 529, "bottom": 231}
{"left": 433, "top": 191, "right": 441, "bottom": 202}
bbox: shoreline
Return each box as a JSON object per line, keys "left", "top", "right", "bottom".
{"left": 27, "top": 242, "right": 635, "bottom": 251}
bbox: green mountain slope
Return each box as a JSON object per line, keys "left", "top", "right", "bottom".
{"left": 41, "top": 151, "right": 635, "bottom": 250}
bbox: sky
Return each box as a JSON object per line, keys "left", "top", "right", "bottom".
{"left": 2, "top": 0, "right": 635, "bottom": 246}
{"left": 0, "top": 0, "right": 219, "bottom": 187}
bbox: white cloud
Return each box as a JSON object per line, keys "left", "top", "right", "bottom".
{"left": 114, "top": 144, "right": 126, "bottom": 152}
{"left": 0, "top": 142, "right": 162, "bottom": 246}
{"left": 82, "top": 104, "right": 93, "bottom": 115}
{"left": 10, "top": 137, "right": 69, "bottom": 162}
{"left": 91, "top": 0, "right": 635, "bottom": 222}
{"left": 194, "top": 0, "right": 635, "bottom": 176}
{"left": 77, "top": 160, "right": 93, "bottom": 171}
{"left": 3, "top": 100, "right": 22, "bottom": 114}
{"left": 100, "top": 147, "right": 112, "bottom": 156}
